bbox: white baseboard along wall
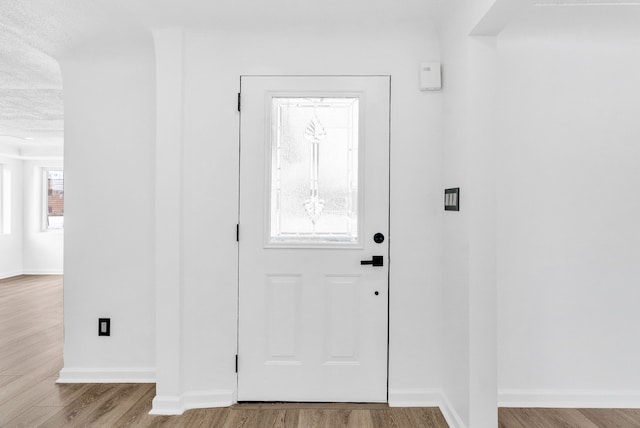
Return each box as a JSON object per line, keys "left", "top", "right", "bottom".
{"left": 499, "top": 389, "right": 640, "bottom": 409}
{"left": 56, "top": 368, "right": 155, "bottom": 384}
{"left": 388, "top": 388, "right": 466, "bottom": 428}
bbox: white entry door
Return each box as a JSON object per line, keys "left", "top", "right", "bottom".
{"left": 238, "top": 76, "right": 390, "bottom": 402}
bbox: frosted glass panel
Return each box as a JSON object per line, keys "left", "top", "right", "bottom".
{"left": 270, "top": 97, "right": 359, "bottom": 245}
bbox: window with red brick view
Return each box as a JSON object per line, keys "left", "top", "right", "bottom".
{"left": 46, "top": 170, "right": 64, "bottom": 229}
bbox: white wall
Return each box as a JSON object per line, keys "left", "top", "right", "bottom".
{"left": 0, "top": 156, "right": 23, "bottom": 278}
{"left": 22, "top": 159, "right": 64, "bottom": 274}
{"left": 150, "top": 22, "right": 445, "bottom": 411}
{"left": 497, "top": 9, "right": 640, "bottom": 407}
{"left": 439, "top": 1, "right": 500, "bottom": 426}
{"left": 440, "top": 16, "right": 471, "bottom": 423}
{"left": 50, "top": 1, "right": 640, "bottom": 421}
{"left": 0, "top": 156, "right": 63, "bottom": 277}
{"left": 58, "top": 45, "right": 156, "bottom": 380}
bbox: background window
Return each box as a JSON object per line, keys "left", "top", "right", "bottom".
{"left": 0, "top": 165, "right": 10, "bottom": 234}
{"left": 44, "top": 169, "right": 64, "bottom": 230}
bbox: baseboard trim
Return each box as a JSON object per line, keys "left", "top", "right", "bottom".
{"left": 388, "top": 388, "right": 441, "bottom": 407}
{"left": 389, "top": 388, "right": 466, "bottom": 428}
{"left": 150, "top": 390, "right": 235, "bottom": 415}
{"left": 439, "top": 392, "right": 467, "bottom": 428}
{"left": 499, "top": 389, "right": 640, "bottom": 408}
{"left": 22, "top": 269, "right": 64, "bottom": 275}
{"left": 0, "top": 270, "right": 23, "bottom": 280}
{"left": 150, "top": 395, "right": 183, "bottom": 415}
{"left": 56, "top": 367, "right": 155, "bottom": 383}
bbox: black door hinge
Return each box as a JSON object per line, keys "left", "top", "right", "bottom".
{"left": 235, "top": 354, "right": 238, "bottom": 373}
{"left": 236, "top": 224, "right": 239, "bottom": 242}
{"left": 237, "top": 93, "right": 241, "bottom": 112}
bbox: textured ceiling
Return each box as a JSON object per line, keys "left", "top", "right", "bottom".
{"left": 1, "top": 0, "right": 638, "bottom": 155}
{"left": 0, "top": 0, "right": 148, "bottom": 155}
{"left": 0, "top": 20, "right": 63, "bottom": 150}
{"left": 0, "top": 0, "right": 440, "bottom": 155}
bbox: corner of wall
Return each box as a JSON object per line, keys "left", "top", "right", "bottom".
{"left": 150, "top": 390, "right": 235, "bottom": 416}
{"left": 0, "top": 270, "right": 23, "bottom": 280}
{"left": 388, "top": 388, "right": 467, "bottom": 428}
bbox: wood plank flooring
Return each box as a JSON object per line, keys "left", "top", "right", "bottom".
{"left": 499, "top": 408, "right": 640, "bottom": 428}
{"left": 0, "top": 275, "right": 448, "bottom": 427}
{"left": 2, "top": 275, "right": 640, "bottom": 427}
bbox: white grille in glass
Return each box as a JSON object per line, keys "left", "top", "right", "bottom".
{"left": 270, "top": 97, "right": 359, "bottom": 245}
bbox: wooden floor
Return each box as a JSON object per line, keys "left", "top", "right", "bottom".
{"left": 1, "top": 275, "right": 639, "bottom": 427}
{"left": 0, "top": 275, "right": 447, "bottom": 427}
{"left": 499, "top": 408, "right": 640, "bottom": 428}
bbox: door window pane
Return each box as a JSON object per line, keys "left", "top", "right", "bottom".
{"left": 270, "top": 97, "right": 359, "bottom": 245}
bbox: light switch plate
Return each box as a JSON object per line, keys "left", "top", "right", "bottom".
{"left": 98, "top": 318, "right": 111, "bottom": 336}
{"left": 445, "top": 188, "right": 460, "bottom": 211}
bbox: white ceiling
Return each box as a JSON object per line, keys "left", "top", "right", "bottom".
{"left": 0, "top": 0, "right": 151, "bottom": 156}
{"left": 0, "top": 0, "right": 638, "bottom": 156}
{"left": 119, "top": 0, "right": 440, "bottom": 29}
{"left": 0, "top": 0, "right": 441, "bottom": 156}
{"left": 0, "top": 17, "right": 63, "bottom": 153}
{"left": 506, "top": 1, "right": 640, "bottom": 40}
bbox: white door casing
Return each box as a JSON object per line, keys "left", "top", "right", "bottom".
{"left": 238, "top": 76, "right": 390, "bottom": 402}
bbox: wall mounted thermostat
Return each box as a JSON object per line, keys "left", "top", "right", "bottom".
{"left": 420, "top": 62, "right": 442, "bottom": 91}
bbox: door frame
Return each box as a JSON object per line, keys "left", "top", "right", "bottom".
{"left": 236, "top": 74, "right": 392, "bottom": 402}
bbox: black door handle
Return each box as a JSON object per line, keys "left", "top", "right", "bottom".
{"left": 361, "top": 256, "right": 383, "bottom": 267}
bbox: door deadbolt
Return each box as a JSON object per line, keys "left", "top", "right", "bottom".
{"left": 373, "top": 233, "right": 385, "bottom": 244}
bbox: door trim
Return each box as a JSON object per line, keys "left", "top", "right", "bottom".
{"left": 236, "top": 75, "right": 392, "bottom": 403}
